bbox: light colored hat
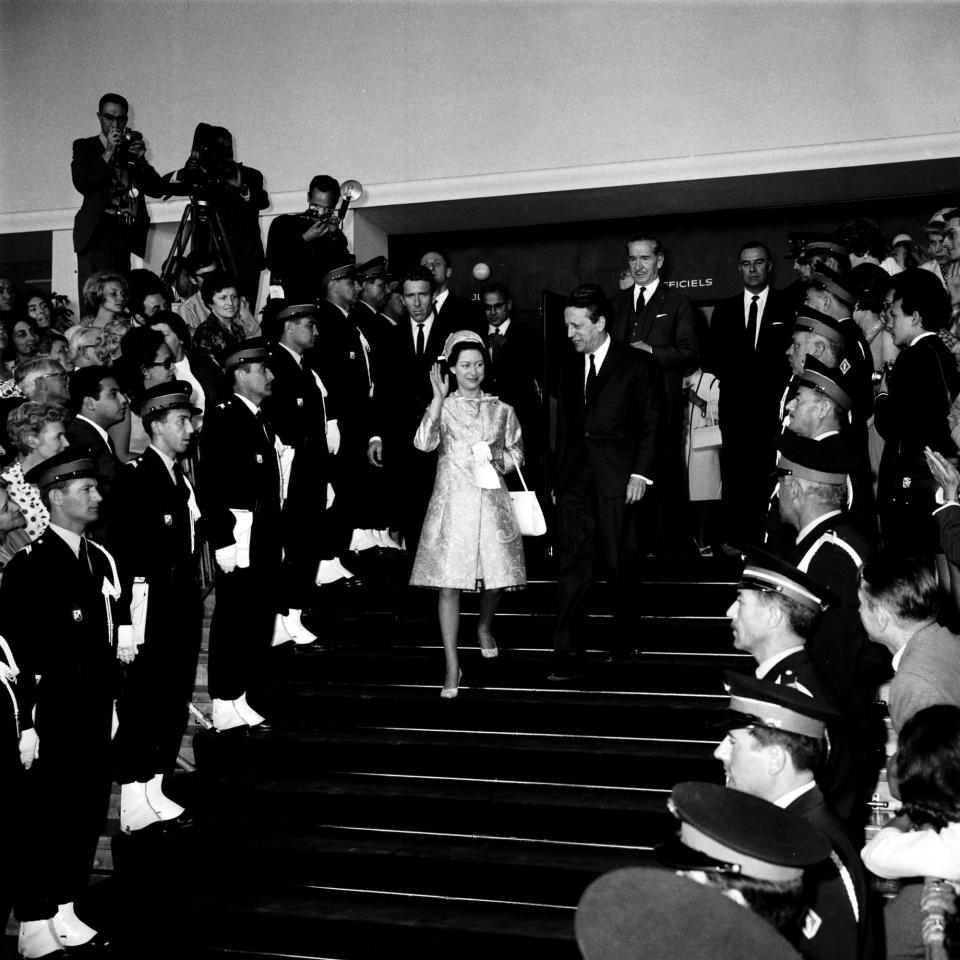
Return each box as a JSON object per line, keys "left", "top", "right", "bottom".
{"left": 442, "top": 329, "right": 485, "bottom": 362}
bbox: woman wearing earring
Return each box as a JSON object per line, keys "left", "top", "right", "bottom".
{"left": 410, "top": 330, "right": 526, "bottom": 698}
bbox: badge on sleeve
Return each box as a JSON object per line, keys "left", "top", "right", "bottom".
{"left": 296, "top": 398, "right": 304, "bottom": 407}
{"left": 72, "top": 608, "right": 83, "bottom": 622}
{"left": 256, "top": 454, "right": 264, "bottom": 464}
{"left": 163, "top": 514, "right": 173, "bottom": 526}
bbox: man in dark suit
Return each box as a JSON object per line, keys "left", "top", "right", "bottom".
{"left": 199, "top": 339, "right": 282, "bottom": 731}
{"left": 481, "top": 281, "right": 545, "bottom": 486}
{"left": 551, "top": 284, "right": 665, "bottom": 679}
{"left": 266, "top": 174, "right": 350, "bottom": 305}
{"left": 71, "top": 93, "right": 166, "bottom": 299}
{"left": 419, "top": 249, "right": 484, "bottom": 339}
{"left": 0, "top": 447, "right": 130, "bottom": 955}
{"left": 716, "top": 674, "right": 871, "bottom": 960}
{"left": 368, "top": 268, "right": 456, "bottom": 553}
{"left": 108, "top": 382, "right": 201, "bottom": 833}
{"left": 66, "top": 366, "right": 129, "bottom": 541}
{"left": 705, "top": 242, "right": 794, "bottom": 544}
{"left": 611, "top": 234, "right": 699, "bottom": 552}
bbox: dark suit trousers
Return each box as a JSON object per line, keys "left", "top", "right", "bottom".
{"left": 115, "top": 577, "right": 202, "bottom": 783}
{"left": 18, "top": 684, "right": 113, "bottom": 918}
{"left": 76, "top": 216, "right": 132, "bottom": 303}
{"left": 208, "top": 520, "right": 281, "bottom": 702}
{"left": 554, "top": 464, "right": 643, "bottom": 655}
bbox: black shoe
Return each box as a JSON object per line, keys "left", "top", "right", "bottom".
{"left": 546, "top": 654, "right": 586, "bottom": 683}
{"left": 160, "top": 810, "right": 196, "bottom": 831}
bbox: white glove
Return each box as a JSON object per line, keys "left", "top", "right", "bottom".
{"left": 19, "top": 728, "right": 39, "bottom": 769}
{"left": 472, "top": 441, "right": 492, "bottom": 462}
{"left": 326, "top": 483, "right": 336, "bottom": 509}
{"left": 215, "top": 544, "right": 238, "bottom": 573}
{"left": 111, "top": 702, "right": 120, "bottom": 740}
{"left": 327, "top": 419, "right": 341, "bottom": 455}
{"left": 116, "top": 625, "right": 137, "bottom": 664}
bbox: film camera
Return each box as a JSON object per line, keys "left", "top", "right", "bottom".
{"left": 180, "top": 122, "right": 241, "bottom": 195}
{"left": 115, "top": 128, "right": 145, "bottom": 169}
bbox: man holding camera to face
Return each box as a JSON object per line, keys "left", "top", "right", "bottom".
{"left": 266, "top": 174, "right": 350, "bottom": 305}
{"left": 71, "top": 93, "right": 166, "bottom": 302}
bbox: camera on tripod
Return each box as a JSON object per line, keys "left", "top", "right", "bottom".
{"left": 180, "top": 122, "right": 240, "bottom": 195}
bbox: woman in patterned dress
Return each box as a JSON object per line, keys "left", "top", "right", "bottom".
{"left": 410, "top": 331, "right": 526, "bottom": 697}
{"left": 1, "top": 402, "right": 69, "bottom": 541}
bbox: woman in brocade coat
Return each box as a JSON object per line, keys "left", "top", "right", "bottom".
{"left": 410, "top": 331, "right": 526, "bottom": 698}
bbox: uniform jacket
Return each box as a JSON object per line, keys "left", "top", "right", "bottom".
{"left": 0, "top": 529, "right": 123, "bottom": 729}
{"left": 555, "top": 337, "right": 665, "bottom": 498}
{"left": 71, "top": 135, "right": 166, "bottom": 256}
{"left": 198, "top": 395, "right": 281, "bottom": 551}
{"left": 610, "top": 284, "right": 700, "bottom": 427}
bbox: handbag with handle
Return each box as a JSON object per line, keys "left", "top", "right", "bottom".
{"left": 510, "top": 464, "right": 547, "bottom": 537}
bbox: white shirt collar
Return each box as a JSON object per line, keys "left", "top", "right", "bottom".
{"left": 795, "top": 510, "right": 842, "bottom": 544}
{"left": 434, "top": 289, "right": 450, "bottom": 311}
{"left": 755, "top": 645, "right": 805, "bottom": 679}
{"left": 278, "top": 341, "right": 303, "bottom": 367}
{"left": 490, "top": 318, "right": 511, "bottom": 336}
{"left": 814, "top": 430, "right": 840, "bottom": 440}
{"left": 75, "top": 414, "right": 110, "bottom": 447}
{"left": 148, "top": 443, "right": 178, "bottom": 483}
{"left": 910, "top": 330, "right": 937, "bottom": 347}
{"left": 773, "top": 779, "right": 817, "bottom": 809}
{"left": 744, "top": 286, "right": 770, "bottom": 307}
{"left": 326, "top": 300, "right": 350, "bottom": 319}
{"left": 588, "top": 333, "right": 612, "bottom": 373}
{"left": 234, "top": 392, "right": 260, "bottom": 416}
{"left": 47, "top": 521, "right": 83, "bottom": 558}
{"left": 892, "top": 645, "right": 907, "bottom": 671}
{"left": 634, "top": 276, "right": 659, "bottom": 309}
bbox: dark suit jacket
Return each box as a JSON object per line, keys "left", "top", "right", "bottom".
{"left": 611, "top": 283, "right": 699, "bottom": 428}
{"left": 198, "top": 396, "right": 281, "bottom": 552}
{"left": 787, "top": 785, "right": 871, "bottom": 960}
{"left": 266, "top": 214, "right": 349, "bottom": 304}
{"left": 66, "top": 416, "right": 121, "bottom": 539}
{"left": 71, "top": 135, "right": 166, "bottom": 256}
{"left": 555, "top": 338, "right": 665, "bottom": 499}
{"left": 434, "top": 292, "right": 485, "bottom": 340}
{"left": 705, "top": 287, "right": 794, "bottom": 448}
{"left": 486, "top": 320, "right": 544, "bottom": 459}
{"left": 0, "top": 529, "right": 121, "bottom": 732}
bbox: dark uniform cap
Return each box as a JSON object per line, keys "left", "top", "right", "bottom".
{"left": 736, "top": 544, "right": 839, "bottom": 611}
{"left": 136, "top": 380, "right": 201, "bottom": 418}
{"left": 655, "top": 781, "right": 830, "bottom": 882}
{"left": 793, "top": 305, "right": 848, "bottom": 347}
{"left": 575, "top": 867, "right": 802, "bottom": 960}
{"left": 321, "top": 256, "right": 357, "bottom": 287}
{"left": 788, "top": 232, "right": 847, "bottom": 263}
{"left": 722, "top": 671, "right": 840, "bottom": 739}
{"left": 796, "top": 355, "right": 853, "bottom": 411}
{"left": 222, "top": 336, "right": 272, "bottom": 371}
{"left": 274, "top": 303, "right": 319, "bottom": 324}
{"left": 356, "top": 256, "right": 392, "bottom": 282}
{"left": 24, "top": 444, "right": 99, "bottom": 488}
{"left": 777, "top": 430, "right": 850, "bottom": 486}
{"left": 811, "top": 264, "right": 856, "bottom": 307}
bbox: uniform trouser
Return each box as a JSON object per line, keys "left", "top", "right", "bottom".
{"left": 114, "top": 580, "right": 202, "bottom": 784}
{"left": 554, "top": 467, "right": 644, "bottom": 656}
{"left": 77, "top": 216, "right": 133, "bottom": 303}
{"left": 1, "top": 717, "right": 24, "bottom": 930}
{"left": 282, "top": 448, "right": 329, "bottom": 607}
{"left": 17, "top": 687, "right": 113, "bottom": 919}
{"left": 208, "top": 522, "right": 281, "bottom": 702}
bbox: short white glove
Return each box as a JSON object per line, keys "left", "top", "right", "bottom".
{"left": 215, "top": 544, "right": 238, "bottom": 573}
{"left": 327, "top": 419, "right": 341, "bottom": 455}
{"left": 116, "top": 625, "right": 136, "bottom": 664}
{"left": 472, "top": 441, "right": 492, "bottom": 462}
{"left": 111, "top": 702, "right": 120, "bottom": 740}
{"left": 19, "top": 728, "right": 39, "bottom": 769}
{"left": 326, "top": 483, "right": 336, "bottom": 509}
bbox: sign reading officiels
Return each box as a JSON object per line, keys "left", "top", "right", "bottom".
{"left": 663, "top": 278, "right": 714, "bottom": 291}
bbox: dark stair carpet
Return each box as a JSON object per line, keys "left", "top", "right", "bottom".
{"left": 90, "top": 554, "right": 742, "bottom": 959}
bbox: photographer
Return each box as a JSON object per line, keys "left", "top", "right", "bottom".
{"left": 266, "top": 174, "right": 350, "bottom": 305}
{"left": 164, "top": 124, "right": 268, "bottom": 313}
{"left": 71, "top": 93, "right": 166, "bottom": 302}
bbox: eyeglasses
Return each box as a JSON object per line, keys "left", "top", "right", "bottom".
{"left": 149, "top": 358, "right": 175, "bottom": 369}
{"left": 99, "top": 112, "right": 127, "bottom": 126}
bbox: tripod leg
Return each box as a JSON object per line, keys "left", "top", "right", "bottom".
{"left": 161, "top": 204, "right": 195, "bottom": 289}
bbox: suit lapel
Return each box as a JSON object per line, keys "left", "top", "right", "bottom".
{"left": 636, "top": 286, "right": 667, "bottom": 342}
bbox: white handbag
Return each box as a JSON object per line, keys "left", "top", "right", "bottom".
{"left": 510, "top": 464, "right": 547, "bottom": 537}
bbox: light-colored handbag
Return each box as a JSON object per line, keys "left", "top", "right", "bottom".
{"left": 510, "top": 464, "right": 547, "bottom": 537}
{"left": 689, "top": 373, "right": 722, "bottom": 450}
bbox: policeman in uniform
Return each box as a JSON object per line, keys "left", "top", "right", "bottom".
{"left": 715, "top": 673, "right": 871, "bottom": 960}
{"left": 199, "top": 339, "right": 283, "bottom": 732}
{"left": 0, "top": 447, "right": 131, "bottom": 957}
{"left": 654, "top": 781, "right": 830, "bottom": 947}
{"left": 108, "top": 381, "right": 202, "bottom": 832}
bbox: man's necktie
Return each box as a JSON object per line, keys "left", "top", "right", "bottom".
{"left": 489, "top": 330, "right": 506, "bottom": 357}
{"left": 585, "top": 354, "right": 597, "bottom": 404}
{"left": 173, "top": 461, "right": 189, "bottom": 500}
{"left": 746, "top": 294, "right": 759, "bottom": 349}
{"left": 636, "top": 286, "right": 647, "bottom": 313}
{"left": 255, "top": 409, "right": 275, "bottom": 446}
{"left": 78, "top": 536, "right": 93, "bottom": 576}
{"left": 416, "top": 323, "right": 425, "bottom": 359}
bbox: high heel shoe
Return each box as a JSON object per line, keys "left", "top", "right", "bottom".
{"left": 477, "top": 630, "right": 499, "bottom": 659}
{"left": 441, "top": 669, "right": 463, "bottom": 699}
